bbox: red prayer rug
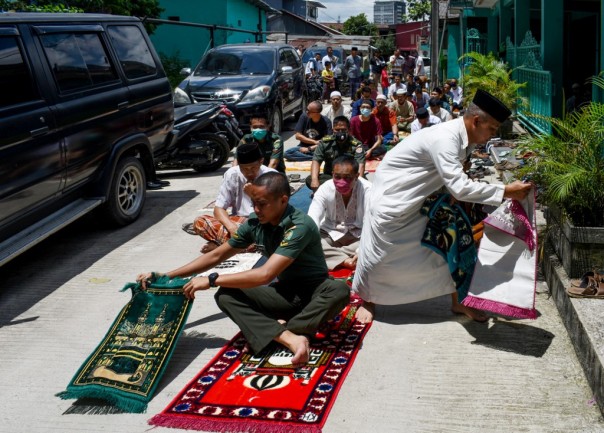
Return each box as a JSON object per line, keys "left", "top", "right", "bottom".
{"left": 149, "top": 291, "right": 369, "bottom": 433}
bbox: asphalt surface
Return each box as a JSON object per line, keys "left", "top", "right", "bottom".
{"left": 0, "top": 112, "right": 603, "bottom": 432}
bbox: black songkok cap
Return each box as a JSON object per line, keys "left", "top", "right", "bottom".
{"left": 472, "top": 89, "right": 512, "bottom": 123}
{"left": 237, "top": 142, "right": 264, "bottom": 164}
{"left": 416, "top": 107, "right": 429, "bottom": 119}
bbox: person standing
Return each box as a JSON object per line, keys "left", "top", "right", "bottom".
{"left": 414, "top": 51, "right": 426, "bottom": 77}
{"left": 370, "top": 50, "right": 386, "bottom": 83}
{"left": 321, "top": 61, "right": 336, "bottom": 103}
{"left": 352, "top": 90, "right": 533, "bottom": 323}
{"left": 344, "top": 47, "right": 363, "bottom": 99}
{"left": 389, "top": 48, "right": 404, "bottom": 79}
{"left": 449, "top": 78, "right": 464, "bottom": 110}
{"left": 322, "top": 46, "right": 340, "bottom": 91}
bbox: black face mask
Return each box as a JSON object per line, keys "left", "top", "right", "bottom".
{"left": 335, "top": 131, "right": 348, "bottom": 142}
{"left": 451, "top": 83, "right": 457, "bottom": 88}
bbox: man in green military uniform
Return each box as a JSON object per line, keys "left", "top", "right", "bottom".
{"left": 136, "top": 172, "right": 349, "bottom": 366}
{"left": 308, "top": 116, "right": 366, "bottom": 191}
{"left": 235, "top": 112, "right": 285, "bottom": 173}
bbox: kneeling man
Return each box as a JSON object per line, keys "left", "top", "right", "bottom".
{"left": 308, "top": 155, "right": 371, "bottom": 270}
{"left": 138, "top": 172, "right": 350, "bottom": 366}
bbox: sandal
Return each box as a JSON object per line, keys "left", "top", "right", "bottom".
{"left": 494, "top": 160, "right": 520, "bottom": 171}
{"left": 287, "top": 173, "right": 301, "bottom": 183}
{"left": 566, "top": 275, "right": 604, "bottom": 298}
{"left": 571, "top": 270, "right": 604, "bottom": 288}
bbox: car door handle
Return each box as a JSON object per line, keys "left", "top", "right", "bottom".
{"left": 30, "top": 126, "right": 49, "bottom": 137}
{"left": 118, "top": 101, "right": 129, "bottom": 110}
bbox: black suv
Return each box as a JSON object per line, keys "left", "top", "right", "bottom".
{"left": 0, "top": 13, "right": 173, "bottom": 266}
{"left": 175, "top": 43, "right": 306, "bottom": 134}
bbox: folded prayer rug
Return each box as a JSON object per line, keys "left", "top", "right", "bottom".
{"left": 57, "top": 275, "right": 193, "bottom": 412}
{"left": 149, "top": 294, "right": 370, "bottom": 433}
{"left": 462, "top": 189, "right": 538, "bottom": 319}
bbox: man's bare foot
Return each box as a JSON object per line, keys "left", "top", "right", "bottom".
{"left": 200, "top": 242, "right": 219, "bottom": 254}
{"left": 355, "top": 301, "right": 375, "bottom": 324}
{"left": 451, "top": 304, "right": 488, "bottom": 322}
{"left": 274, "top": 330, "right": 309, "bottom": 367}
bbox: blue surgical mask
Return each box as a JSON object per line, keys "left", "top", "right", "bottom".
{"left": 360, "top": 108, "right": 371, "bottom": 117}
{"left": 251, "top": 128, "right": 268, "bottom": 141}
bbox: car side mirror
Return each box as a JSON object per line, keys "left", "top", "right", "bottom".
{"left": 180, "top": 67, "right": 192, "bottom": 76}
{"left": 280, "top": 66, "right": 293, "bottom": 75}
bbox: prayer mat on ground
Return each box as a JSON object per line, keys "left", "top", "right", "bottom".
{"left": 58, "top": 275, "right": 193, "bottom": 413}
{"left": 149, "top": 295, "right": 370, "bottom": 433}
{"left": 289, "top": 185, "right": 314, "bottom": 214}
{"left": 285, "top": 160, "right": 381, "bottom": 173}
{"left": 463, "top": 189, "right": 538, "bottom": 319}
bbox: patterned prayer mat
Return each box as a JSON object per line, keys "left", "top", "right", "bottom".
{"left": 149, "top": 294, "right": 370, "bottom": 433}
{"left": 58, "top": 275, "right": 193, "bottom": 413}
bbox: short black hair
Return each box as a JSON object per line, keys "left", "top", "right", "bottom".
{"left": 253, "top": 172, "right": 291, "bottom": 198}
{"left": 361, "top": 86, "right": 372, "bottom": 94}
{"left": 333, "top": 116, "right": 350, "bottom": 128}
{"left": 428, "top": 97, "right": 441, "bottom": 107}
{"left": 432, "top": 86, "right": 443, "bottom": 94}
{"left": 333, "top": 154, "right": 359, "bottom": 173}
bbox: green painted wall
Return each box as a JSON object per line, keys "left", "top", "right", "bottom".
{"left": 150, "top": 0, "right": 266, "bottom": 69}
{"left": 447, "top": 24, "right": 461, "bottom": 79}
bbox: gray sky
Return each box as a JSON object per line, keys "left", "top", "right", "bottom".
{"left": 318, "top": 0, "right": 373, "bottom": 23}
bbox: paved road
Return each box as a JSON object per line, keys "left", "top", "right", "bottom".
{"left": 0, "top": 114, "right": 602, "bottom": 432}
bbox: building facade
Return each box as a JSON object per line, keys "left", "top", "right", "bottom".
{"left": 374, "top": 1, "right": 406, "bottom": 25}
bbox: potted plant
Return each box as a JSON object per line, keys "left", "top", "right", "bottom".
{"left": 518, "top": 74, "right": 604, "bottom": 277}
{"left": 459, "top": 52, "right": 528, "bottom": 137}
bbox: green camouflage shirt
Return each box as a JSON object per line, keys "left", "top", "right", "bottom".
{"left": 313, "top": 135, "right": 365, "bottom": 175}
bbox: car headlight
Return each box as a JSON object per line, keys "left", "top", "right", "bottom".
{"left": 174, "top": 87, "right": 191, "bottom": 105}
{"left": 240, "top": 85, "right": 271, "bottom": 103}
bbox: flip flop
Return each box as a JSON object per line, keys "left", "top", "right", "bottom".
{"left": 287, "top": 173, "right": 301, "bottom": 183}
{"left": 566, "top": 275, "right": 604, "bottom": 298}
{"left": 571, "top": 270, "right": 604, "bottom": 288}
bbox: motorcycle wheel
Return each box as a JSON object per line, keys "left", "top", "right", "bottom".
{"left": 192, "top": 133, "right": 230, "bottom": 172}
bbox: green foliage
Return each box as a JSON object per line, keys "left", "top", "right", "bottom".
{"left": 406, "top": 0, "right": 431, "bottom": 22}
{"left": 518, "top": 76, "right": 604, "bottom": 226}
{"left": 159, "top": 51, "right": 190, "bottom": 89}
{"left": 459, "top": 51, "right": 527, "bottom": 112}
{"left": 372, "top": 32, "right": 396, "bottom": 57}
{"left": 1, "top": 0, "right": 163, "bottom": 34}
{"left": 342, "top": 13, "right": 377, "bottom": 36}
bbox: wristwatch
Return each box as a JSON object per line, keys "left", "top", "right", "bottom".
{"left": 208, "top": 272, "right": 220, "bottom": 288}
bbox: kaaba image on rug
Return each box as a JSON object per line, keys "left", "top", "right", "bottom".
{"left": 149, "top": 295, "right": 371, "bottom": 433}
{"left": 58, "top": 276, "right": 193, "bottom": 413}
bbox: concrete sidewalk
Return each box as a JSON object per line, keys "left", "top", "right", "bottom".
{"left": 0, "top": 109, "right": 603, "bottom": 432}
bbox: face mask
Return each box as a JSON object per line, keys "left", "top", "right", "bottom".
{"left": 334, "top": 178, "right": 354, "bottom": 195}
{"left": 251, "top": 128, "right": 268, "bottom": 140}
{"left": 360, "top": 108, "right": 371, "bottom": 117}
{"left": 451, "top": 83, "right": 457, "bottom": 88}
{"left": 334, "top": 131, "right": 348, "bottom": 142}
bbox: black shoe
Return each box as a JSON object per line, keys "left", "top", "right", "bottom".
{"left": 146, "top": 181, "right": 164, "bottom": 190}
{"left": 155, "top": 179, "right": 171, "bottom": 186}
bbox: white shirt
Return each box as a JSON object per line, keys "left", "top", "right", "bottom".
{"left": 215, "top": 165, "right": 276, "bottom": 216}
{"left": 432, "top": 107, "right": 452, "bottom": 123}
{"left": 308, "top": 178, "right": 371, "bottom": 241}
{"left": 450, "top": 85, "right": 463, "bottom": 104}
{"left": 415, "top": 55, "right": 425, "bottom": 76}
{"left": 388, "top": 83, "right": 407, "bottom": 98}
{"left": 410, "top": 115, "right": 442, "bottom": 133}
{"left": 353, "top": 118, "right": 505, "bottom": 305}
{"left": 321, "top": 103, "right": 352, "bottom": 122}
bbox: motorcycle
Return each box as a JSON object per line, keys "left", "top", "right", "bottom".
{"left": 306, "top": 75, "right": 324, "bottom": 102}
{"left": 156, "top": 102, "right": 242, "bottom": 173}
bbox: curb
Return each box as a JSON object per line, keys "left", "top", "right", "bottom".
{"left": 542, "top": 243, "right": 604, "bottom": 416}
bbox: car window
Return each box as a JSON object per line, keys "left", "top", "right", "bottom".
{"left": 107, "top": 25, "right": 157, "bottom": 79}
{"left": 0, "top": 35, "right": 39, "bottom": 107}
{"left": 279, "top": 48, "right": 298, "bottom": 69}
{"left": 40, "top": 31, "right": 118, "bottom": 93}
{"left": 194, "top": 50, "right": 275, "bottom": 76}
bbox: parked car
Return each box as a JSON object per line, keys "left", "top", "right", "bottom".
{"left": 175, "top": 43, "right": 307, "bottom": 134}
{"left": 0, "top": 13, "right": 174, "bottom": 266}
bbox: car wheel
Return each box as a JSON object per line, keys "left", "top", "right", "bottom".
{"left": 103, "top": 156, "right": 146, "bottom": 226}
{"left": 192, "top": 133, "right": 230, "bottom": 172}
{"left": 271, "top": 106, "right": 283, "bottom": 135}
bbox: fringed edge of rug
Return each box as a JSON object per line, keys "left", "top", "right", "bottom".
{"left": 56, "top": 389, "right": 147, "bottom": 413}
{"left": 461, "top": 295, "right": 537, "bottom": 320}
{"left": 148, "top": 414, "right": 323, "bottom": 433}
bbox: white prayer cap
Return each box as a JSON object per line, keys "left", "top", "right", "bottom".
{"left": 330, "top": 91, "right": 342, "bottom": 98}
{"left": 376, "top": 94, "right": 388, "bottom": 101}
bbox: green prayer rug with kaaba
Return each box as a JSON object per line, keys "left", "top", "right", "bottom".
{"left": 57, "top": 275, "right": 193, "bottom": 413}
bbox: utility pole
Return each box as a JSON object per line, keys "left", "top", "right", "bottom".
{"left": 430, "top": 0, "right": 439, "bottom": 86}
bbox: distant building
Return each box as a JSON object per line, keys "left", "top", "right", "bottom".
{"left": 264, "top": 0, "right": 325, "bottom": 22}
{"left": 374, "top": 0, "right": 406, "bottom": 25}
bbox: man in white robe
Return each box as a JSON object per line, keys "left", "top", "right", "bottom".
{"left": 353, "top": 90, "right": 533, "bottom": 323}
